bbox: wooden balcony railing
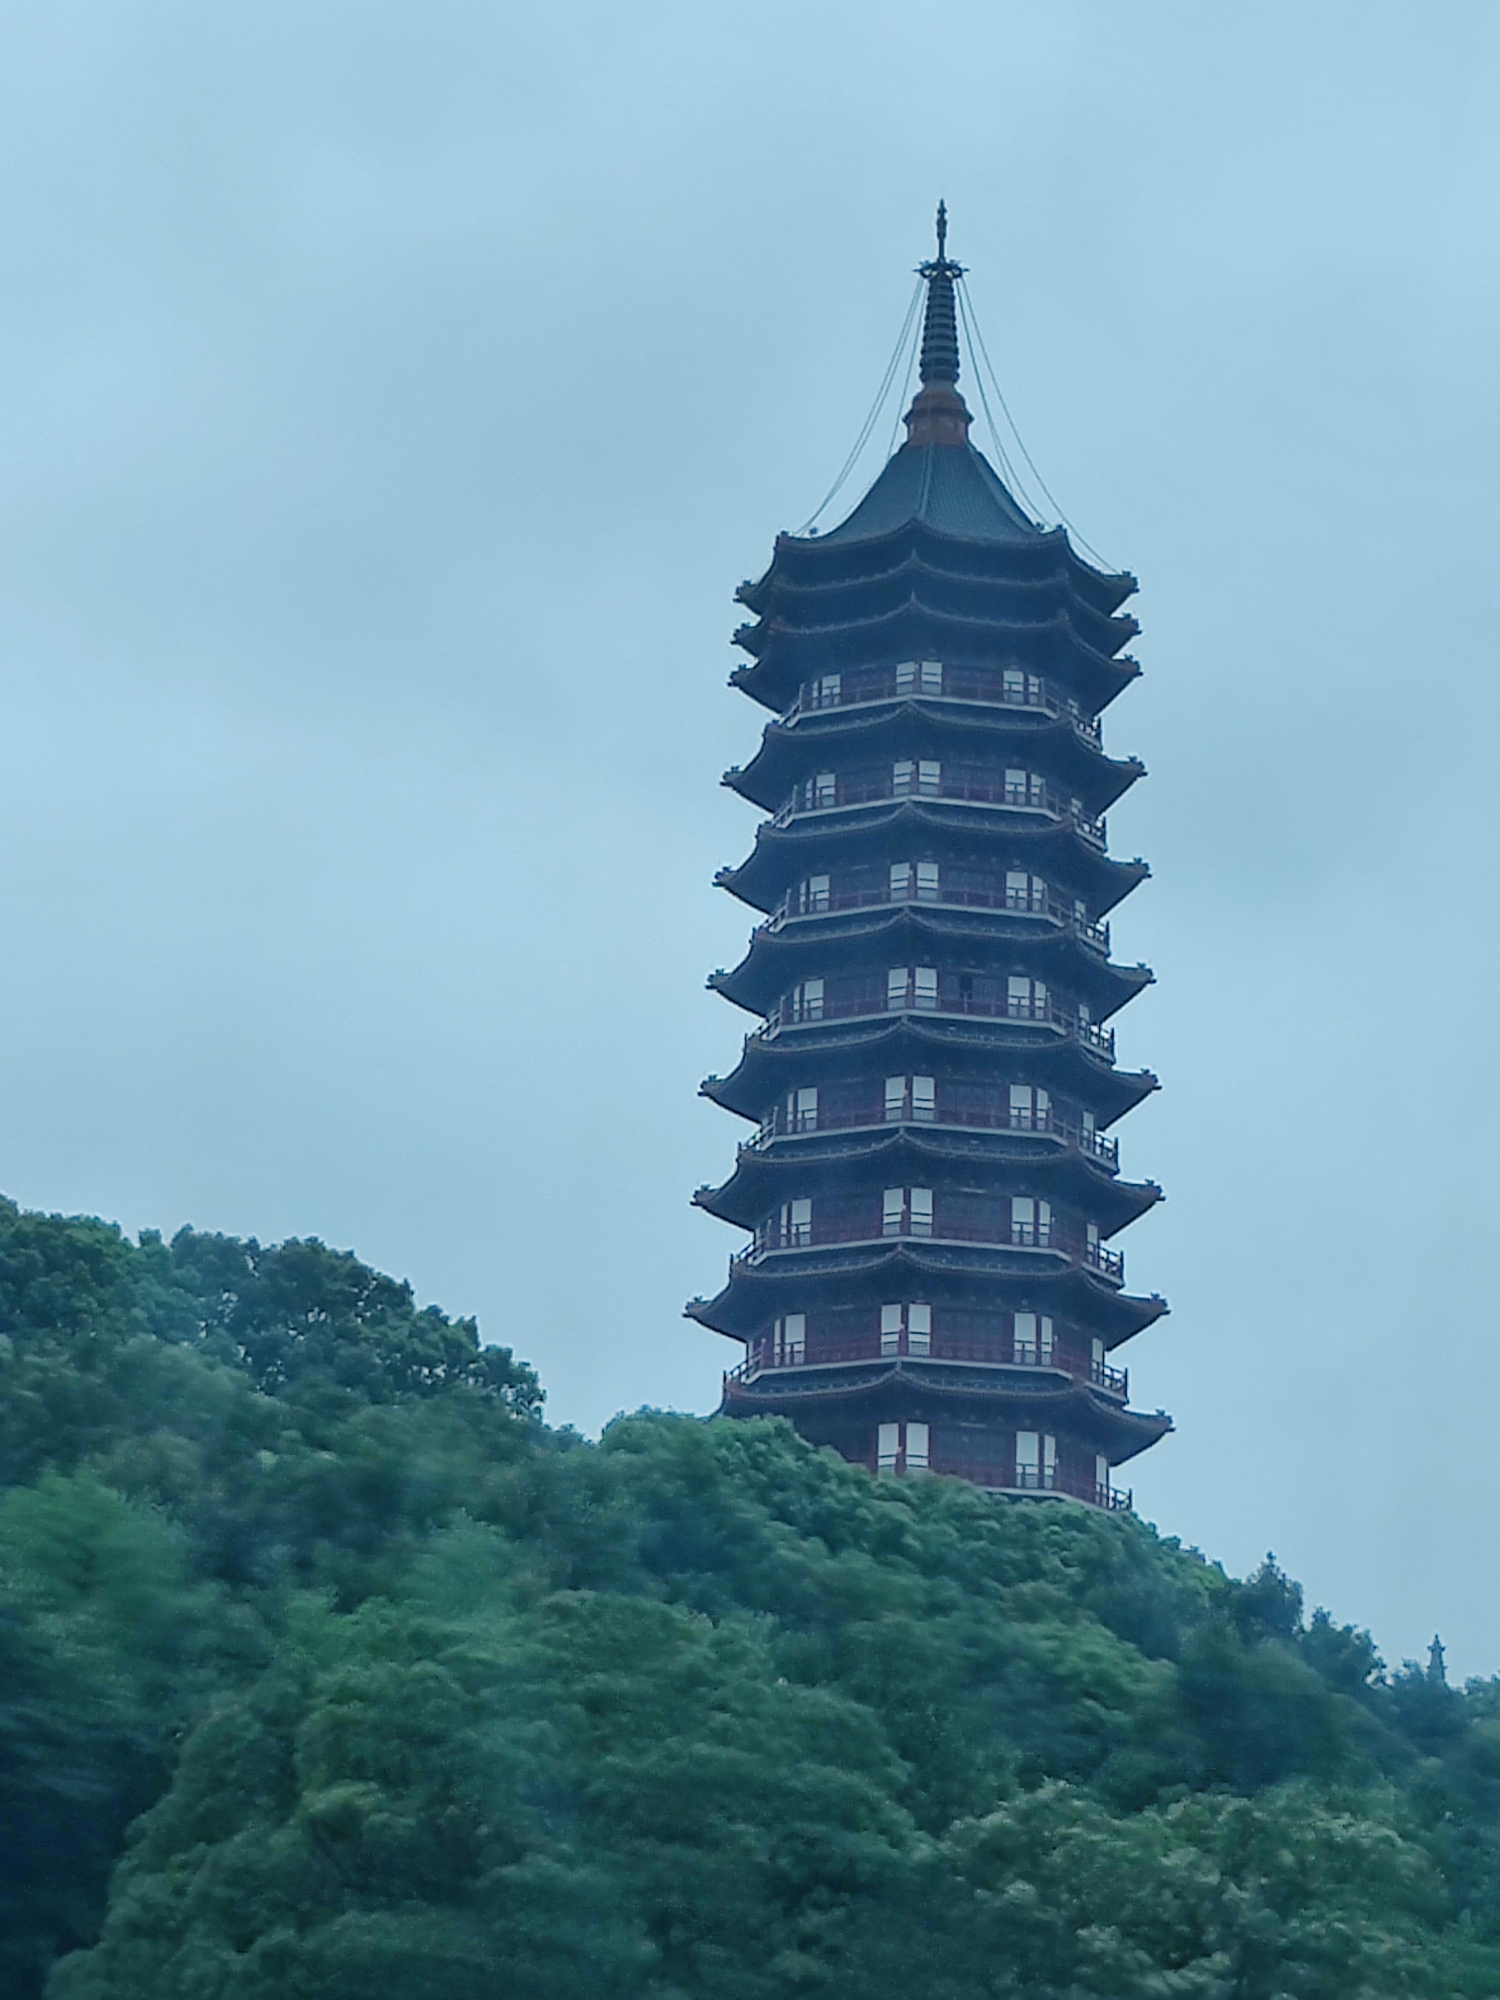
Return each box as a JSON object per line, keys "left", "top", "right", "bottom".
{"left": 736, "top": 1218, "right": 1125, "bottom": 1281}
{"left": 767, "top": 880, "right": 1111, "bottom": 954}
{"left": 933, "top": 1462, "right": 1131, "bottom": 1509}
{"left": 778, "top": 663, "right": 1104, "bottom": 749}
{"left": 770, "top": 772, "right": 1106, "bottom": 845}
{"left": 748, "top": 1104, "right": 1118, "bottom": 1168}
{"left": 725, "top": 1336, "right": 1128, "bottom": 1396}
{"left": 758, "top": 992, "right": 1116, "bottom": 1059}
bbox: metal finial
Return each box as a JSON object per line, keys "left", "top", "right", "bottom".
{"left": 915, "top": 202, "right": 964, "bottom": 389}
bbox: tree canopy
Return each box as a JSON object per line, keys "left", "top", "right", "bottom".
{"left": 1, "top": 1195, "right": 1498, "bottom": 1998}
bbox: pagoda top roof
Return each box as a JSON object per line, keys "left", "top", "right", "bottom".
{"left": 820, "top": 435, "right": 1042, "bottom": 549}
{"left": 740, "top": 210, "right": 1133, "bottom": 622}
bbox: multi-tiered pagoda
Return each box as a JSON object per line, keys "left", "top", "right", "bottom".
{"left": 688, "top": 212, "right": 1170, "bottom": 1507}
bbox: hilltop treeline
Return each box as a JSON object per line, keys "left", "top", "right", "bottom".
{"left": 2, "top": 1197, "right": 1499, "bottom": 1998}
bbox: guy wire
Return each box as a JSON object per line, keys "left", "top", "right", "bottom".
{"left": 956, "top": 276, "right": 1117, "bottom": 572}
{"left": 797, "top": 277, "right": 924, "bottom": 534}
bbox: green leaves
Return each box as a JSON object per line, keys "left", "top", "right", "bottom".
{"left": 6, "top": 1199, "right": 1500, "bottom": 1997}
{"left": 165, "top": 1230, "right": 542, "bottom": 1414}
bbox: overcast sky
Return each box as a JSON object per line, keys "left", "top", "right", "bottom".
{"left": 2, "top": 1, "right": 1499, "bottom": 1672}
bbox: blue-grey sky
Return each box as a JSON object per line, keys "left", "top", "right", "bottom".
{"left": 2, "top": 1, "right": 1498, "bottom": 1672}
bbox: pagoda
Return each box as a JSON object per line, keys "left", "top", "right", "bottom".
{"left": 687, "top": 210, "right": 1170, "bottom": 1507}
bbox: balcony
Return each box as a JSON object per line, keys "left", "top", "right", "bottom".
{"left": 779, "top": 661, "right": 1103, "bottom": 749}
{"left": 935, "top": 1463, "right": 1131, "bottom": 1510}
{"left": 761, "top": 991, "right": 1116, "bottom": 1058}
{"left": 748, "top": 1104, "right": 1119, "bottom": 1168}
{"left": 726, "top": 1335, "right": 1127, "bottom": 1397}
{"left": 738, "top": 1215, "right": 1125, "bottom": 1281}
{"left": 768, "top": 878, "right": 1111, "bottom": 954}
{"left": 771, "top": 770, "right": 1106, "bottom": 845}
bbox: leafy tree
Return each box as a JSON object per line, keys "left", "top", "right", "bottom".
{"left": 0, "top": 1198, "right": 1498, "bottom": 1997}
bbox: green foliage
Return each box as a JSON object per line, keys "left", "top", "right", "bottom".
{"left": 2, "top": 1196, "right": 1500, "bottom": 1997}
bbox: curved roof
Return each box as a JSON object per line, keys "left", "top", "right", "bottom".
{"left": 702, "top": 1020, "right": 1157, "bottom": 1127}
{"left": 820, "top": 438, "right": 1044, "bottom": 547}
{"left": 709, "top": 905, "right": 1152, "bottom": 1019}
{"left": 685, "top": 1245, "right": 1169, "bottom": 1343}
{"left": 694, "top": 1131, "right": 1158, "bottom": 1236}
{"left": 725, "top": 705, "right": 1143, "bottom": 816}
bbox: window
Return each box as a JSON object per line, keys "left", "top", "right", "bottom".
{"left": 880, "top": 1303, "right": 903, "bottom": 1357}
{"left": 792, "top": 976, "right": 828, "bottom": 1024}
{"left": 883, "top": 1187, "right": 933, "bottom": 1237}
{"left": 783, "top": 1198, "right": 812, "bottom": 1247}
{"left": 774, "top": 1314, "right": 805, "bottom": 1365}
{"left": 1012, "top": 1314, "right": 1052, "bottom": 1365}
{"left": 894, "top": 660, "right": 941, "bottom": 697}
{"left": 811, "top": 771, "right": 836, "bottom": 809}
{"left": 1013, "top": 1311, "right": 1037, "bottom": 1364}
{"left": 1014, "top": 1431, "right": 1055, "bottom": 1488}
{"left": 1096, "top": 1453, "right": 1110, "bottom": 1495}
{"left": 890, "top": 862, "right": 912, "bottom": 899}
{"left": 1006, "top": 870, "right": 1032, "bottom": 910}
{"left": 803, "top": 874, "right": 830, "bottom": 913}
{"left": 1011, "top": 1197, "right": 1051, "bottom": 1247}
{"left": 880, "top": 1302, "right": 932, "bottom": 1357}
{"left": 1007, "top": 974, "right": 1035, "bottom": 1018}
{"left": 878, "top": 1421, "right": 928, "bottom": 1474}
{"left": 815, "top": 673, "right": 842, "bottom": 708}
{"left": 884, "top": 1077, "right": 906, "bottom": 1122}
{"left": 895, "top": 759, "right": 940, "bottom": 797}
{"left": 1009, "top": 1083, "right": 1050, "bottom": 1130}
{"left": 915, "top": 861, "right": 940, "bottom": 900}
{"left": 882, "top": 965, "right": 939, "bottom": 1012}
{"left": 908, "top": 1302, "right": 932, "bottom": 1355}
{"left": 1002, "top": 666, "right": 1025, "bottom": 702}
{"left": 912, "top": 1075, "right": 935, "bottom": 1121}
{"left": 1005, "top": 767, "right": 1028, "bottom": 804}
{"left": 788, "top": 1087, "right": 818, "bottom": 1133}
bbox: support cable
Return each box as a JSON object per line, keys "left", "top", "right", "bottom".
{"left": 953, "top": 284, "right": 1037, "bottom": 516}
{"left": 956, "top": 276, "right": 1117, "bottom": 572}
{"left": 796, "top": 277, "right": 924, "bottom": 534}
{"left": 883, "top": 296, "right": 922, "bottom": 461}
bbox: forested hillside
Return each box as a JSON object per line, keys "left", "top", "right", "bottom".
{"left": 2, "top": 1195, "right": 1499, "bottom": 1998}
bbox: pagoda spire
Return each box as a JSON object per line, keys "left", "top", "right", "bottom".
{"left": 904, "top": 202, "right": 972, "bottom": 446}
{"left": 917, "top": 201, "right": 964, "bottom": 386}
